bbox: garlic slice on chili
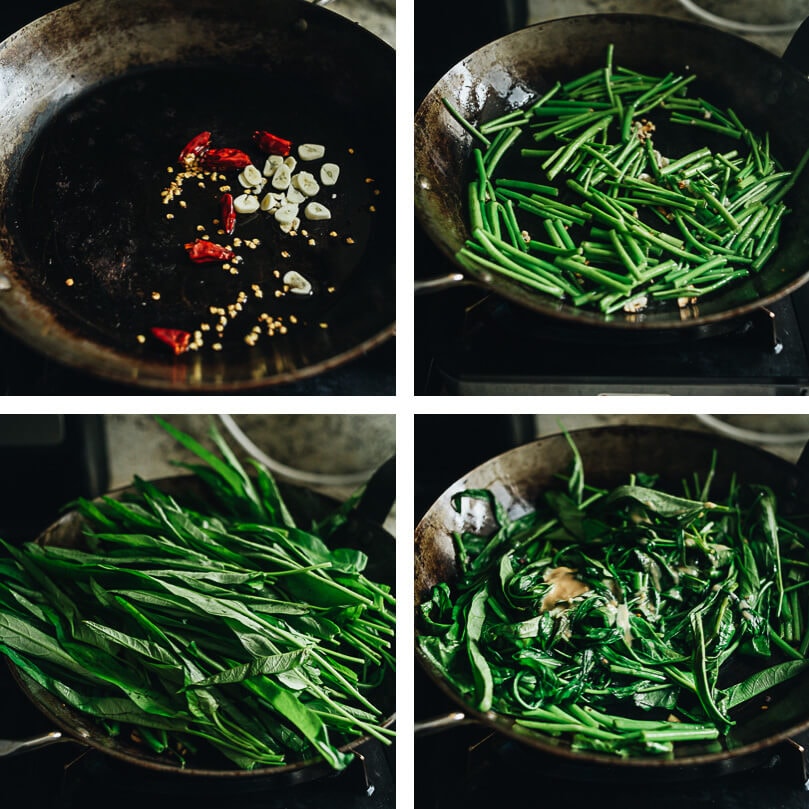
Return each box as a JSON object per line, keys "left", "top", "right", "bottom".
{"left": 234, "top": 194, "right": 260, "bottom": 214}
{"left": 274, "top": 202, "right": 300, "bottom": 226}
{"left": 272, "top": 163, "right": 292, "bottom": 191}
{"left": 293, "top": 171, "right": 320, "bottom": 198}
{"left": 304, "top": 201, "right": 331, "bottom": 221}
{"left": 238, "top": 164, "right": 263, "bottom": 188}
{"left": 283, "top": 270, "right": 312, "bottom": 294}
{"left": 263, "top": 154, "right": 284, "bottom": 177}
{"left": 298, "top": 143, "right": 326, "bottom": 161}
{"left": 320, "top": 163, "right": 340, "bottom": 186}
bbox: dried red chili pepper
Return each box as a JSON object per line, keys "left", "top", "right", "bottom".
{"left": 179, "top": 131, "right": 211, "bottom": 164}
{"left": 253, "top": 130, "right": 292, "bottom": 157}
{"left": 151, "top": 327, "right": 191, "bottom": 356}
{"left": 184, "top": 238, "right": 236, "bottom": 263}
{"left": 220, "top": 192, "right": 236, "bottom": 236}
{"left": 199, "top": 147, "right": 252, "bottom": 170}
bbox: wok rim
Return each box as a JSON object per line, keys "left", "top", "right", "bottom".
{"left": 414, "top": 424, "right": 809, "bottom": 770}
{"left": 414, "top": 12, "right": 809, "bottom": 331}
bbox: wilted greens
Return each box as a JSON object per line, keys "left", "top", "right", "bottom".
{"left": 417, "top": 434, "right": 809, "bottom": 757}
{"left": 0, "top": 418, "right": 395, "bottom": 770}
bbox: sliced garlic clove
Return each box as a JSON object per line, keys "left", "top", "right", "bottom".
{"left": 298, "top": 143, "right": 326, "bottom": 161}
{"left": 260, "top": 191, "right": 284, "bottom": 212}
{"left": 283, "top": 270, "right": 312, "bottom": 294}
{"left": 320, "top": 163, "right": 340, "bottom": 186}
{"left": 271, "top": 163, "right": 292, "bottom": 191}
{"left": 234, "top": 193, "right": 260, "bottom": 214}
{"left": 279, "top": 216, "right": 301, "bottom": 234}
{"left": 284, "top": 156, "right": 297, "bottom": 172}
{"left": 274, "top": 202, "right": 300, "bottom": 225}
{"left": 293, "top": 171, "right": 320, "bottom": 197}
{"left": 304, "top": 201, "right": 331, "bottom": 221}
{"left": 239, "top": 164, "right": 263, "bottom": 188}
{"left": 263, "top": 154, "right": 284, "bottom": 177}
{"left": 285, "top": 186, "right": 306, "bottom": 205}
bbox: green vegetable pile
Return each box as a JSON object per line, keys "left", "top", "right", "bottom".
{"left": 0, "top": 419, "right": 395, "bottom": 771}
{"left": 417, "top": 433, "right": 809, "bottom": 758}
{"left": 447, "top": 44, "right": 809, "bottom": 314}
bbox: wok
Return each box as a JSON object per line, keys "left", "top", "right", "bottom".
{"left": 0, "top": 0, "right": 394, "bottom": 391}
{"left": 0, "top": 467, "right": 396, "bottom": 784}
{"left": 414, "top": 14, "right": 809, "bottom": 333}
{"left": 414, "top": 426, "right": 809, "bottom": 779}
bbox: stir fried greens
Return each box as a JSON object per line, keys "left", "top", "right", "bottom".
{"left": 0, "top": 418, "right": 395, "bottom": 770}
{"left": 417, "top": 434, "right": 809, "bottom": 757}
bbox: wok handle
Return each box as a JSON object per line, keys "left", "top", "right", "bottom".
{"left": 782, "top": 17, "right": 809, "bottom": 73}
{"left": 796, "top": 441, "right": 809, "bottom": 476}
{"left": 414, "top": 273, "right": 469, "bottom": 294}
{"left": 414, "top": 711, "right": 477, "bottom": 736}
{"left": 350, "top": 455, "right": 396, "bottom": 527}
{"left": 0, "top": 731, "right": 69, "bottom": 758}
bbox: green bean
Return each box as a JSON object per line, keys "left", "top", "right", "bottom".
{"left": 473, "top": 229, "right": 568, "bottom": 296}
{"left": 487, "top": 199, "right": 501, "bottom": 240}
{"left": 605, "top": 229, "right": 642, "bottom": 280}
{"left": 544, "top": 115, "right": 614, "bottom": 180}
{"left": 480, "top": 108, "right": 530, "bottom": 134}
{"left": 670, "top": 113, "right": 743, "bottom": 140}
{"left": 500, "top": 198, "right": 525, "bottom": 250}
{"left": 457, "top": 246, "right": 564, "bottom": 297}
{"left": 496, "top": 188, "right": 590, "bottom": 226}
{"left": 495, "top": 178, "right": 560, "bottom": 197}
{"left": 659, "top": 147, "right": 713, "bottom": 177}
{"left": 532, "top": 109, "right": 607, "bottom": 142}
{"left": 468, "top": 182, "right": 484, "bottom": 232}
{"left": 527, "top": 238, "right": 578, "bottom": 258}
{"left": 441, "top": 97, "right": 490, "bottom": 147}
{"left": 483, "top": 126, "right": 523, "bottom": 175}
{"left": 693, "top": 185, "right": 742, "bottom": 231}
{"left": 553, "top": 255, "right": 633, "bottom": 293}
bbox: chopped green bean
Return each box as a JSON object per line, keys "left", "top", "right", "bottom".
{"left": 447, "top": 43, "right": 801, "bottom": 313}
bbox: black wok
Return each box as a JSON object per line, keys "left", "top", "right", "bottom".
{"left": 414, "top": 14, "right": 809, "bottom": 333}
{"left": 0, "top": 0, "right": 394, "bottom": 391}
{"left": 414, "top": 426, "right": 809, "bottom": 778}
{"left": 1, "top": 469, "right": 396, "bottom": 784}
